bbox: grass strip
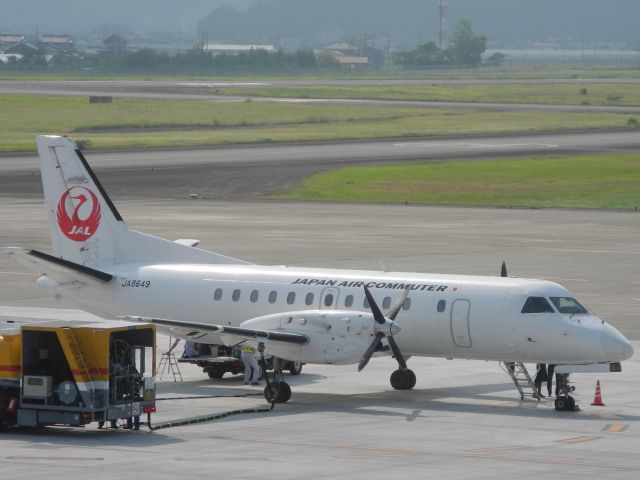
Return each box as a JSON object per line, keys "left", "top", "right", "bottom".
{"left": 216, "top": 83, "right": 640, "bottom": 107}
{"left": 275, "top": 154, "right": 640, "bottom": 210}
{"left": 0, "top": 95, "right": 636, "bottom": 152}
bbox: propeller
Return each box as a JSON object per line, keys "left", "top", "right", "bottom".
{"left": 357, "top": 286, "right": 408, "bottom": 372}
{"left": 500, "top": 261, "right": 508, "bottom": 277}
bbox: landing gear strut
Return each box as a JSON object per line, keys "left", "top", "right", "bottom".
{"left": 554, "top": 373, "right": 578, "bottom": 411}
{"left": 258, "top": 343, "right": 291, "bottom": 404}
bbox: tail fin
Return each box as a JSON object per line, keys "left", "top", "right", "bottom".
{"left": 36, "top": 135, "right": 247, "bottom": 267}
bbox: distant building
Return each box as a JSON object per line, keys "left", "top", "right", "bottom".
{"left": 38, "top": 35, "right": 74, "bottom": 58}
{"left": 101, "top": 34, "right": 128, "bottom": 57}
{"left": 202, "top": 43, "right": 275, "bottom": 54}
{"left": 0, "top": 53, "right": 23, "bottom": 64}
{"left": 0, "top": 34, "right": 26, "bottom": 50}
{"left": 3, "top": 40, "right": 39, "bottom": 56}
{"left": 323, "top": 50, "right": 368, "bottom": 68}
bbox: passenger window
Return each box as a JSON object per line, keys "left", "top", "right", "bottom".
{"left": 382, "top": 297, "right": 391, "bottom": 309}
{"left": 250, "top": 290, "right": 259, "bottom": 303}
{"left": 305, "top": 293, "right": 314, "bottom": 306}
{"left": 521, "top": 296, "right": 555, "bottom": 314}
{"left": 287, "top": 292, "right": 296, "bottom": 305}
{"left": 214, "top": 288, "right": 223, "bottom": 301}
{"left": 344, "top": 294, "right": 354, "bottom": 307}
{"left": 437, "top": 299, "right": 446, "bottom": 313}
{"left": 232, "top": 289, "right": 241, "bottom": 302}
{"left": 324, "top": 294, "right": 334, "bottom": 307}
{"left": 269, "top": 291, "right": 277, "bottom": 304}
{"left": 402, "top": 298, "right": 411, "bottom": 311}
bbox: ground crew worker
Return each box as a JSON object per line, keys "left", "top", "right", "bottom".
{"left": 241, "top": 344, "right": 261, "bottom": 385}
{"left": 534, "top": 363, "right": 548, "bottom": 397}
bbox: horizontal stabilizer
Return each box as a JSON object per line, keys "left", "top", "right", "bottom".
{"left": 125, "top": 316, "right": 309, "bottom": 345}
{"left": 2, "top": 247, "right": 113, "bottom": 284}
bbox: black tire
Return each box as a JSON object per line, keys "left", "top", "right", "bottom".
{"left": 288, "top": 362, "right": 303, "bottom": 376}
{"left": 390, "top": 369, "right": 416, "bottom": 390}
{"left": 277, "top": 382, "right": 292, "bottom": 402}
{"left": 405, "top": 369, "right": 417, "bottom": 389}
{"left": 206, "top": 368, "right": 224, "bottom": 379}
{"left": 555, "top": 396, "right": 568, "bottom": 411}
{"left": 263, "top": 381, "right": 291, "bottom": 403}
{"left": 566, "top": 395, "right": 576, "bottom": 411}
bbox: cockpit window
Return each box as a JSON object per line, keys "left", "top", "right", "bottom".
{"left": 521, "top": 296, "right": 555, "bottom": 314}
{"left": 550, "top": 297, "right": 588, "bottom": 314}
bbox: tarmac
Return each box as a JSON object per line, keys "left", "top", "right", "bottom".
{"left": 1, "top": 306, "right": 639, "bottom": 479}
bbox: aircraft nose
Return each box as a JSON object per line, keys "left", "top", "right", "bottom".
{"left": 601, "top": 323, "right": 634, "bottom": 362}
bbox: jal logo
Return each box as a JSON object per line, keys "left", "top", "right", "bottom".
{"left": 57, "top": 186, "right": 101, "bottom": 241}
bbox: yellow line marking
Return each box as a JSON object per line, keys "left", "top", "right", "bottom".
{"left": 6, "top": 456, "right": 104, "bottom": 461}
{"left": 605, "top": 423, "right": 628, "bottom": 433}
{"left": 558, "top": 436, "right": 596, "bottom": 444}
{"left": 210, "top": 435, "right": 640, "bottom": 471}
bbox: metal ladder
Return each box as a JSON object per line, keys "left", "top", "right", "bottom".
{"left": 500, "top": 361, "right": 541, "bottom": 400}
{"left": 60, "top": 328, "right": 96, "bottom": 407}
{"left": 157, "top": 347, "right": 182, "bottom": 382}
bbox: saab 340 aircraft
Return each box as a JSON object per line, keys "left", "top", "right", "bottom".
{"left": 2, "top": 135, "right": 634, "bottom": 410}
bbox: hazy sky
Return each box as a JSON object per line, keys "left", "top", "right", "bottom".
{"left": 0, "top": 1, "right": 254, "bottom": 35}
{"left": 2, "top": 0, "right": 638, "bottom": 47}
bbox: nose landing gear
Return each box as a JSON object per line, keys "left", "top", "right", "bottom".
{"left": 554, "top": 373, "right": 579, "bottom": 411}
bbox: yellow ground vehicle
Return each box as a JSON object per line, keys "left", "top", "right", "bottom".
{"left": 0, "top": 320, "right": 155, "bottom": 428}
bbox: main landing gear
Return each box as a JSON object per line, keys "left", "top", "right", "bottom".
{"left": 358, "top": 286, "right": 417, "bottom": 391}
{"left": 390, "top": 368, "right": 416, "bottom": 390}
{"left": 258, "top": 343, "right": 292, "bottom": 404}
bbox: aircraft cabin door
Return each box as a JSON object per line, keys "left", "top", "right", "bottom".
{"left": 450, "top": 299, "right": 472, "bottom": 348}
{"left": 319, "top": 287, "right": 339, "bottom": 310}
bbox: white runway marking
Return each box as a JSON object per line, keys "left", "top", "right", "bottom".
{"left": 393, "top": 142, "right": 559, "bottom": 149}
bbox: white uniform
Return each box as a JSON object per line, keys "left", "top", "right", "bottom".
{"left": 241, "top": 346, "right": 261, "bottom": 384}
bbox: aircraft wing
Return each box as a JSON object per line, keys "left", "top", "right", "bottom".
{"left": 125, "top": 316, "right": 309, "bottom": 346}
{"left": 1, "top": 247, "right": 113, "bottom": 285}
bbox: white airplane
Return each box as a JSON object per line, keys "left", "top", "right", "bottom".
{"left": 2, "top": 135, "right": 634, "bottom": 410}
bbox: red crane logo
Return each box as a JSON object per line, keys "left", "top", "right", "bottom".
{"left": 57, "top": 186, "right": 101, "bottom": 241}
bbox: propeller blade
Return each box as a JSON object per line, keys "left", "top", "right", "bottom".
{"left": 364, "top": 286, "right": 386, "bottom": 325}
{"left": 358, "top": 332, "right": 385, "bottom": 371}
{"left": 386, "top": 287, "right": 411, "bottom": 321}
{"left": 387, "top": 336, "right": 408, "bottom": 370}
{"left": 500, "top": 261, "right": 508, "bottom": 277}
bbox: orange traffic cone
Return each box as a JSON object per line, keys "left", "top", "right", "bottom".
{"left": 591, "top": 379, "right": 605, "bottom": 406}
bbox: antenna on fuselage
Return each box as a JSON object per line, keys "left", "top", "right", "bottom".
{"left": 500, "top": 261, "right": 508, "bottom": 277}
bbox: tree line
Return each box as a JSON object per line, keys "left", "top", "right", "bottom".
{"left": 1, "top": 20, "right": 502, "bottom": 73}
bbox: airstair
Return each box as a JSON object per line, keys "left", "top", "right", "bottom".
{"left": 157, "top": 338, "right": 183, "bottom": 381}
{"left": 500, "top": 361, "right": 541, "bottom": 400}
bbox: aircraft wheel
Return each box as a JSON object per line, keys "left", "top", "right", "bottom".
{"left": 263, "top": 381, "right": 291, "bottom": 403}
{"left": 289, "top": 362, "right": 303, "bottom": 376}
{"left": 405, "top": 369, "right": 417, "bottom": 389}
{"left": 555, "top": 396, "right": 575, "bottom": 411}
{"left": 390, "top": 369, "right": 415, "bottom": 390}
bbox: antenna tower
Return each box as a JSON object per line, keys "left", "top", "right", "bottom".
{"left": 438, "top": 0, "right": 448, "bottom": 49}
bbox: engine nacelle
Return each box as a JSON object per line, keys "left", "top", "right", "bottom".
{"left": 241, "top": 310, "right": 376, "bottom": 365}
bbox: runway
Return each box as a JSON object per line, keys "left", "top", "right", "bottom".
{"left": 2, "top": 80, "right": 640, "bottom": 113}
{"left": 2, "top": 130, "right": 640, "bottom": 199}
